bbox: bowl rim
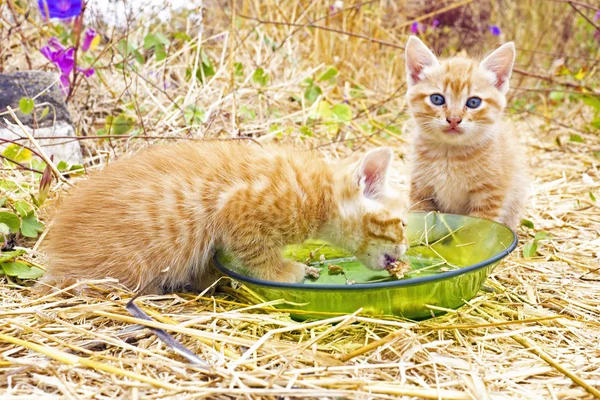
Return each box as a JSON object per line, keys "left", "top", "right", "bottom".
{"left": 212, "top": 212, "right": 518, "bottom": 291}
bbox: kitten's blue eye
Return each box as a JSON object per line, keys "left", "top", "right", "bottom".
{"left": 466, "top": 97, "right": 482, "bottom": 109}
{"left": 430, "top": 94, "right": 445, "bottom": 106}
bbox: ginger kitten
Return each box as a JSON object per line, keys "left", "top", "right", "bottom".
{"left": 36, "top": 142, "right": 408, "bottom": 295}
{"left": 405, "top": 36, "right": 528, "bottom": 230}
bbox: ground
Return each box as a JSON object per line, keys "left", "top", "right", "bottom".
{"left": 0, "top": 0, "right": 599, "bottom": 399}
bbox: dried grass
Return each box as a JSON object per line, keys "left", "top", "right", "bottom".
{"left": 1, "top": 0, "right": 599, "bottom": 398}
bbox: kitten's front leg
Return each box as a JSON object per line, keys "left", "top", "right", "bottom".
{"left": 410, "top": 181, "right": 438, "bottom": 212}
{"left": 233, "top": 244, "right": 306, "bottom": 283}
{"left": 468, "top": 188, "right": 505, "bottom": 222}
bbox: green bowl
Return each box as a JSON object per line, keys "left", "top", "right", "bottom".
{"left": 212, "top": 212, "right": 517, "bottom": 321}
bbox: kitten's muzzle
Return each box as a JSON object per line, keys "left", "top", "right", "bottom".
{"left": 445, "top": 117, "right": 462, "bottom": 130}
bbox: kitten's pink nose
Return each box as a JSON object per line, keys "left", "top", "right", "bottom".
{"left": 446, "top": 117, "right": 462, "bottom": 129}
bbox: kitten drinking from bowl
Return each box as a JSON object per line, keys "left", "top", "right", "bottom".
{"left": 35, "top": 142, "right": 409, "bottom": 295}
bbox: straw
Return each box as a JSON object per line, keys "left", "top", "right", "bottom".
{"left": 1, "top": 0, "right": 599, "bottom": 398}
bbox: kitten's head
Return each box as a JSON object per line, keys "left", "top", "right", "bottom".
{"left": 322, "top": 147, "right": 408, "bottom": 271}
{"left": 405, "top": 35, "right": 515, "bottom": 146}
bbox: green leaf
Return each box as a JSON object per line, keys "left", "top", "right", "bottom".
{"left": 144, "top": 33, "right": 168, "bottom": 61}
{"left": 188, "top": 51, "right": 216, "bottom": 83}
{"left": 106, "top": 113, "right": 135, "bottom": 135}
{"left": 155, "top": 45, "right": 167, "bottom": 61}
{"left": 522, "top": 241, "right": 538, "bottom": 258}
{"left": 0, "top": 212, "right": 20, "bottom": 233}
{"left": 299, "top": 125, "right": 313, "bottom": 137}
{"left": 0, "top": 197, "right": 7, "bottom": 207}
{"left": 304, "top": 85, "right": 322, "bottom": 104}
{"left": 534, "top": 231, "right": 551, "bottom": 241}
{"left": 569, "top": 134, "right": 584, "bottom": 143}
{"left": 154, "top": 32, "right": 169, "bottom": 46}
{"left": 238, "top": 106, "right": 256, "bottom": 121}
{"left": 310, "top": 100, "right": 332, "bottom": 120}
{"left": 174, "top": 32, "right": 191, "bottom": 42}
{"left": 1, "top": 261, "right": 44, "bottom": 279}
{"left": 582, "top": 95, "right": 600, "bottom": 111}
{"left": 143, "top": 34, "right": 156, "bottom": 50}
{"left": 3, "top": 144, "right": 32, "bottom": 163}
{"left": 252, "top": 68, "right": 269, "bottom": 87}
{"left": 591, "top": 118, "right": 600, "bottom": 130}
{"left": 521, "top": 219, "right": 534, "bottom": 229}
{"left": 200, "top": 61, "right": 216, "bottom": 81}
{"left": 590, "top": 192, "right": 596, "bottom": 202}
{"left": 332, "top": 103, "right": 353, "bottom": 123}
{"left": 117, "top": 39, "right": 144, "bottom": 64}
{"left": 302, "top": 78, "right": 314, "bottom": 87}
{"left": 318, "top": 66, "right": 338, "bottom": 81}
{"left": 21, "top": 213, "right": 45, "bottom": 238}
{"left": 40, "top": 106, "right": 50, "bottom": 119}
{"left": 0, "top": 223, "right": 10, "bottom": 236}
{"left": 14, "top": 200, "right": 32, "bottom": 217}
{"left": 19, "top": 97, "right": 35, "bottom": 114}
{"left": 0, "top": 250, "right": 25, "bottom": 264}
{"left": 57, "top": 161, "right": 69, "bottom": 171}
{"left": 184, "top": 106, "right": 206, "bottom": 125}
{"left": 594, "top": 152, "right": 600, "bottom": 158}
{"left": 194, "top": 50, "right": 216, "bottom": 82}
{"left": 17, "top": 266, "right": 44, "bottom": 279}
{"left": 234, "top": 62, "right": 244, "bottom": 76}
{"left": 573, "top": 69, "right": 586, "bottom": 81}
{"left": 548, "top": 91, "right": 564, "bottom": 102}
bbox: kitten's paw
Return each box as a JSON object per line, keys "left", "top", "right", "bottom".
{"left": 277, "top": 260, "right": 307, "bottom": 283}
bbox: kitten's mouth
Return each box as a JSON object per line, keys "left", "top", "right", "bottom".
{"left": 383, "top": 254, "right": 397, "bottom": 268}
{"left": 444, "top": 127, "right": 463, "bottom": 135}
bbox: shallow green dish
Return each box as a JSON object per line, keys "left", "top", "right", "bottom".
{"left": 213, "top": 212, "right": 517, "bottom": 321}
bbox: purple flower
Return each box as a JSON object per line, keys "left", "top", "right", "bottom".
{"left": 411, "top": 22, "right": 427, "bottom": 35}
{"left": 411, "top": 22, "right": 419, "bottom": 34}
{"left": 488, "top": 25, "right": 501, "bottom": 36}
{"left": 59, "top": 74, "right": 71, "bottom": 94}
{"left": 40, "top": 37, "right": 94, "bottom": 95}
{"left": 40, "top": 38, "right": 69, "bottom": 64}
{"left": 432, "top": 19, "right": 440, "bottom": 28}
{"left": 58, "top": 48, "right": 75, "bottom": 75}
{"left": 81, "top": 28, "right": 97, "bottom": 52}
{"left": 594, "top": 11, "right": 600, "bottom": 22}
{"left": 77, "top": 67, "right": 94, "bottom": 77}
{"left": 37, "top": 0, "right": 82, "bottom": 20}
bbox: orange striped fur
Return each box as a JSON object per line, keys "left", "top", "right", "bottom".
{"left": 36, "top": 142, "right": 408, "bottom": 294}
{"left": 405, "top": 36, "right": 528, "bottom": 229}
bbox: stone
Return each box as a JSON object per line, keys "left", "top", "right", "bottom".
{"left": 0, "top": 71, "right": 83, "bottom": 166}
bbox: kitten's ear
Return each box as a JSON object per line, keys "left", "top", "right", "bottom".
{"left": 480, "top": 42, "right": 515, "bottom": 94}
{"left": 356, "top": 147, "right": 393, "bottom": 199}
{"left": 405, "top": 35, "right": 439, "bottom": 86}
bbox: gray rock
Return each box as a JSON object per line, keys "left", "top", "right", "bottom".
{"left": 0, "top": 71, "right": 83, "bottom": 166}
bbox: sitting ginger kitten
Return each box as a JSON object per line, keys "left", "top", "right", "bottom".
{"left": 36, "top": 142, "right": 408, "bottom": 294}
{"left": 405, "top": 36, "right": 528, "bottom": 230}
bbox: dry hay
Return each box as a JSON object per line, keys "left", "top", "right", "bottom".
{"left": 1, "top": 0, "right": 599, "bottom": 398}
